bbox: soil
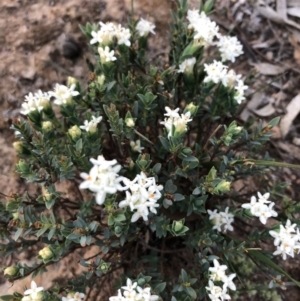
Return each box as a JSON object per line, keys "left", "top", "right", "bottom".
{"left": 1, "top": 0, "right": 300, "bottom": 299}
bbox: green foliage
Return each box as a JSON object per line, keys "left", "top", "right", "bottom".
{"left": 1, "top": 1, "right": 298, "bottom": 301}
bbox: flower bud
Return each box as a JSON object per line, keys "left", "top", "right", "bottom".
{"left": 4, "top": 266, "right": 18, "bottom": 276}
{"left": 125, "top": 118, "right": 135, "bottom": 128}
{"left": 184, "top": 103, "right": 199, "bottom": 117}
{"left": 214, "top": 180, "right": 231, "bottom": 195}
{"left": 42, "top": 121, "right": 53, "bottom": 132}
{"left": 21, "top": 296, "right": 32, "bottom": 301}
{"left": 97, "top": 75, "right": 105, "bottom": 86}
{"left": 67, "top": 76, "right": 78, "bottom": 87}
{"left": 174, "top": 221, "right": 184, "bottom": 232}
{"left": 39, "top": 246, "right": 53, "bottom": 260}
{"left": 13, "top": 141, "right": 23, "bottom": 153}
{"left": 12, "top": 212, "right": 19, "bottom": 220}
{"left": 34, "top": 291, "right": 44, "bottom": 301}
{"left": 68, "top": 125, "right": 81, "bottom": 141}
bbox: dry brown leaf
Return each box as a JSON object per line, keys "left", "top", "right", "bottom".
{"left": 287, "top": 0, "right": 300, "bottom": 6}
{"left": 277, "top": 0, "right": 287, "bottom": 19}
{"left": 277, "top": 141, "right": 300, "bottom": 160}
{"left": 280, "top": 94, "right": 300, "bottom": 137}
{"left": 251, "top": 102, "right": 276, "bottom": 117}
{"left": 287, "top": 7, "right": 300, "bottom": 18}
{"left": 253, "top": 62, "right": 286, "bottom": 75}
{"left": 254, "top": 0, "right": 300, "bottom": 30}
{"left": 247, "top": 92, "right": 265, "bottom": 110}
{"left": 288, "top": 31, "right": 300, "bottom": 66}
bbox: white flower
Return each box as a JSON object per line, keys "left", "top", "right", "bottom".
{"left": 178, "top": 57, "right": 196, "bottom": 74}
{"left": 122, "top": 278, "right": 138, "bottom": 292}
{"left": 269, "top": 219, "right": 300, "bottom": 260}
{"left": 130, "top": 140, "right": 144, "bottom": 153}
{"left": 98, "top": 46, "right": 117, "bottom": 64}
{"left": 204, "top": 60, "right": 228, "bottom": 84}
{"left": 80, "top": 115, "right": 102, "bottom": 133}
{"left": 115, "top": 25, "right": 131, "bottom": 46}
{"left": 208, "top": 207, "right": 234, "bottom": 232}
{"left": 187, "top": 10, "right": 219, "bottom": 47}
{"left": 90, "top": 22, "right": 115, "bottom": 45}
{"left": 242, "top": 192, "right": 277, "bottom": 225}
{"left": 20, "top": 90, "right": 51, "bottom": 115}
{"left": 160, "top": 107, "right": 193, "bottom": 138}
{"left": 109, "top": 290, "right": 125, "bottom": 301}
{"left": 24, "top": 281, "right": 44, "bottom": 300}
{"left": 62, "top": 292, "right": 85, "bottom": 301}
{"left": 49, "top": 84, "right": 79, "bottom": 105}
{"left": 206, "top": 280, "right": 230, "bottom": 301}
{"left": 234, "top": 79, "right": 248, "bottom": 104}
{"left": 136, "top": 18, "right": 156, "bottom": 37}
{"left": 119, "top": 172, "right": 162, "bottom": 222}
{"left": 222, "top": 273, "right": 236, "bottom": 291}
{"left": 209, "top": 259, "right": 227, "bottom": 281}
{"left": 163, "top": 106, "right": 180, "bottom": 118}
{"left": 217, "top": 35, "right": 243, "bottom": 62}
{"left": 79, "top": 155, "right": 126, "bottom": 205}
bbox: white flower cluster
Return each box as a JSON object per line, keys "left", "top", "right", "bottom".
{"left": 207, "top": 207, "right": 234, "bottom": 232}
{"left": 160, "top": 106, "right": 192, "bottom": 138}
{"left": 109, "top": 278, "right": 159, "bottom": 301}
{"left": 79, "top": 155, "right": 126, "bottom": 205}
{"left": 136, "top": 18, "right": 156, "bottom": 37}
{"left": 22, "top": 281, "right": 43, "bottom": 301}
{"left": 242, "top": 192, "right": 277, "bottom": 225}
{"left": 130, "top": 140, "right": 144, "bottom": 153}
{"left": 187, "top": 9, "right": 243, "bottom": 62}
{"left": 217, "top": 35, "right": 244, "bottom": 63}
{"left": 20, "top": 90, "right": 51, "bottom": 115}
{"left": 62, "top": 292, "right": 85, "bottom": 301}
{"left": 49, "top": 84, "right": 80, "bottom": 106}
{"left": 120, "top": 172, "right": 163, "bottom": 223}
{"left": 203, "top": 61, "right": 248, "bottom": 104}
{"left": 269, "top": 220, "right": 300, "bottom": 260}
{"left": 187, "top": 9, "right": 219, "bottom": 47}
{"left": 177, "top": 57, "right": 196, "bottom": 74}
{"left": 21, "top": 84, "right": 80, "bottom": 115}
{"left": 80, "top": 115, "right": 102, "bottom": 133}
{"left": 206, "top": 259, "right": 236, "bottom": 301}
{"left": 98, "top": 46, "right": 117, "bottom": 64}
{"left": 90, "top": 21, "right": 131, "bottom": 47}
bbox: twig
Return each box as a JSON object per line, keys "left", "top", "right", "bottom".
{"left": 138, "top": 239, "right": 185, "bottom": 254}
{"left": 134, "top": 129, "right": 154, "bottom": 145}
{"left": 203, "top": 124, "right": 223, "bottom": 151}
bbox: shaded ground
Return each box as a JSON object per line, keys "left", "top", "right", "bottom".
{"left": 1, "top": 0, "right": 300, "bottom": 299}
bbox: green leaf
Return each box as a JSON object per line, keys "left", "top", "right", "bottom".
{"left": 0, "top": 295, "right": 15, "bottom": 301}
{"left": 106, "top": 81, "right": 116, "bottom": 92}
{"left": 181, "top": 269, "right": 188, "bottom": 282}
{"left": 248, "top": 250, "right": 300, "bottom": 287}
{"left": 159, "top": 136, "right": 170, "bottom": 151}
{"left": 185, "top": 287, "right": 197, "bottom": 299}
{"left": 154, "top": 282, "right": 166, "bottom": 293}
{"left": 268, "top": 116, "right": 280, "bottom": 128}
{"left": 36, "top": 227, "right": 49, "bottom": 237}
{"left": 182, "top": 156, "right": 199, "bottom": 170}
{"left": 14, "top": 228, "right": 23, "bottom": 241}
{"left": 165, "top": 179, "right": 177, "bottom": 193}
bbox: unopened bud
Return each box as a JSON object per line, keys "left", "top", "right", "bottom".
{"left": 67, "top": 76, "right": 78, "bottom": 87}
{"left": 97, "top": 75, "right": 105, "bottom": 86}
{"left": 125, "top": 118, "right": 135, "bottom": 128}
{"left": 184, "top": 102, "right": 199, "bottom": 117}
{"left": 42, "top": 121, "right": 53, "bottom": 132}
{"left": 39, "top": 246, "right": 53, "bottom": 260}
{"left": 13, "top": 141, "right": 23, "bottom": 153}
{"left": 4, "top": 266, "right": 18, "bottom": 276}
{"left": 68, "top": 125, "right": 81, "bottom": 141}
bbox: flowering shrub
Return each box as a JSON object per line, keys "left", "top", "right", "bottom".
{"left": 2, "top": 0, "right": 300, "bottom": 300}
